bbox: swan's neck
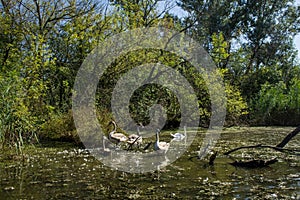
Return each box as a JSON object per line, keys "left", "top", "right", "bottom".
{"left": 103, "top": 137, "right": 106, "bottom": 148}
{"left": 108, "top": 131, "right": 113, "bottom": 140}
{"left": 112, "top": 121, "right": 117, "bottom": 133}
{"left": 156, "top": 132, "right": 159, "bottom": 143}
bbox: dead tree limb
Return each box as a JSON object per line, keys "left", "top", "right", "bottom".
{"left": 224, "top": 125, "right": 300, "bottom": 169}
{"left": 276, "top": 125, "right": 300, "bottom": 148}
{"left": 224, "top": 144, "right": 300, "bottom": 156}
{"left": 190, "top": 126, "right": 300, "bottom": 167}
{"left": 224, "top": 125, "right": 300, "bottom": 156}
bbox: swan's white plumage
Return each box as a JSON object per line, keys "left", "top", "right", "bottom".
{"left": 170, "top": 126, "right": 186, "bottom": 140}
{"left": 154, "top": 129, "right": 170, "bottom": 152}
{"left": 108, "top": 121, "right": 128, "bottom": 145}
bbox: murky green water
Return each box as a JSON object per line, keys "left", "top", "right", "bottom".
{"left": 0, "top": 127, "right": 299, "bottom": 199}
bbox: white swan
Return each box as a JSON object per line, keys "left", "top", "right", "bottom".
{"left": 154, "top": 129, "right": 170, "bottom": 152}
{"left": 170, "top": 125, "right": 186, "bottom": 141}
{"left": 108, "top": 121, "right": 128, "bottom": 145}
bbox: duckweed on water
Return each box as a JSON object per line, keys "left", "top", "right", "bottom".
{"left": 0, "top": 127, "right": 299, "bottom": 199}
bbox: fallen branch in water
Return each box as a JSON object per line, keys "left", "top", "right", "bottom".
{"left": 224, "top": 144, "right": 300, "bottom": 156}
{"left": 143, "top": 142, "right": 152, "bottom": 151}
{"left": 189, "top": 126, "right": 300, "bottom": 168}
{"left": 223, "top": 125, "right": 300, "bottom": 168}
{"left": 225, "top": 125, "right": 300, "bottom": 156}
{"left": 230, "top": 158, "right": 278, "bottom": 168}
{"left": 276, "top": 125, "right": 300, "bottom": 148}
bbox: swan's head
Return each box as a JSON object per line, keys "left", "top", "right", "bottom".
{"left": 108, "top": 121, "right": 116, "bottom": 125}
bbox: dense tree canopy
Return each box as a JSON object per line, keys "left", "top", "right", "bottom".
{"left": 0, "top": 0, "right": 299, "bottom": 148}
{"left": 179, "top": 0, "right": 300, "bottom": 124}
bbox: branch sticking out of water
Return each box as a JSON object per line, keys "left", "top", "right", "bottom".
{"left": 225, "top": 125, "right": 300, "bottom": 156}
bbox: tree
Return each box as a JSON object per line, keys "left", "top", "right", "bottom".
{"left": 178, "top": 0, "right": 300, "bottom": 72}
{"left": 110, "top": 0, "right": 175, "bottom": 29}
{"left": 178, "top": 0, "right": 300, "bottom": 124}
{"left": 0, "top": 0, "right": 106, "bottom": 147}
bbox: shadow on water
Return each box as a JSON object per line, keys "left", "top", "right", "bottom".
{"left": 0, "top": 127, "right": 299, "bottom": 199}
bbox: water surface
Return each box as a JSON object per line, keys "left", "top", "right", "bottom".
{"left": 0, "top": 127, "right": 299, "bottom": 199}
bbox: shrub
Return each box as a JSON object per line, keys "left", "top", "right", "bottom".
{"left": 250, "top": 79, "right": 300, "bottom": 125}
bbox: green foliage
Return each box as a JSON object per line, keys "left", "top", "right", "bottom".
{"left": 211, "top": 32, "right": 229, "bottom": 68}
{"left": 0, "top": 0, "right": 298, "bottom": 149}
{"left": 0, "top": 71, "right": 39, "bottom": 152}
{"left": 97, "top": 49, "right": 188, "bottom": 127}
{"left": 111, "top": 0, "right": 169, "bottom": 28}
{"left": 0, "top": 0, "right": 101, "bottom": 149}
{"left": 40, "top": 111, "right": 78, "bottom": 143}
{"left": 251, "top": 78, "right": 300, "bottom": 125}
{"left": 0, "top": 14, "right": 41, "bottom": 151}
{"left": 96, "top": 47, "right": 247, "bottom": 127}
{"left": 179, "top": 0, "right": 300, "bottom": 125}
{"left": 224, "top": 81, "right": 248, "bottom": 125}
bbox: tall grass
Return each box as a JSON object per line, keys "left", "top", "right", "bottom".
{"left": 0, "top": 75, "right": 39, "bottom": 153}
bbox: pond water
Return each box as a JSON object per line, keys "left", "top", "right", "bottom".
{"left": 0, "top": 127, "right": 299, "bottom": 199}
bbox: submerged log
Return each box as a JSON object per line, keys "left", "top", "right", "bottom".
{"left": 230, "top": 158, "right": 278, "bottom": 168}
